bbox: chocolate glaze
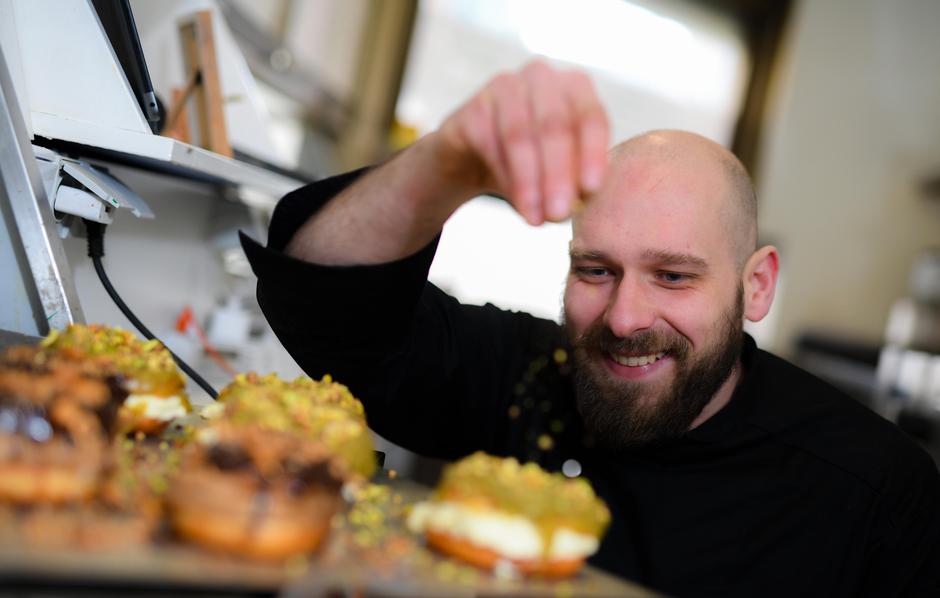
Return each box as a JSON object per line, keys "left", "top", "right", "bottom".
{"left": 0, "top": 356, "right": 126, "bottom": 442}
{"left": 98, "top": 376, "right": 128, "bottom": 434}
{"left": 286, "top": 460, "right": 344, "bottom": 495}
{"left": 206, "top": 442, "right": 343, "bottom": 496}
{"left": 207, "top": 443, "right": 253, "bottom": 471}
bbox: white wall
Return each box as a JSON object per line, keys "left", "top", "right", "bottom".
{"left": 757, "top": 0, "right": 940, "bottom": 354}
{"left": 59, "top": 167, "right": 305, "bottom": 406}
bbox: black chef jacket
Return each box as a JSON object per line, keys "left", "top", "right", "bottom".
{"left": 241, "top": 169, "right": 940, "bottom": 597}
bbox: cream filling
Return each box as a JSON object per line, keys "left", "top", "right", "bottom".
{"left": 199, "top": 402, "right": 225, "bottom": 420}
{"left": 610, "top": 351, "right": 666, "bottom": 367}
{"left": 407, "top": 500, "right": 599, "bottom": 561}
{"left": 124, "top": 394, "right": 188, "bottom": 421}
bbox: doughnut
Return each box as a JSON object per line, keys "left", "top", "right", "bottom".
{"left": 214, "top": 372, "right": 376, "bottom": 478}
{"left": 99, "top": 432, "right": 184, "bottom": 521}
{"left": 0, "top": 343, "right": 187, "bottom": 550}
{"left": 19, "top": 506, "right": 155, "bottom": 551}
{"left": 408, "top": 452, "right": 610, "bottom": 578}
{"left": 166, "top": 424, "right": 346, "bottom": 560}
{"left": 169, "top": 372, "right": 373, "bottom": 559}
{"left": 0, "top": 346, "right": 125, "bottom": 504}
{"left": 41, "top": 324, "right": 190, "bottom": 434}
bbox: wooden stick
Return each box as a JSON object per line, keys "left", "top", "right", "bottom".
{"left": 177, "top": 10, "right": 232, "bottom": 157}
{"left": 163, "top": 69, "right": 201, "bottom": 138}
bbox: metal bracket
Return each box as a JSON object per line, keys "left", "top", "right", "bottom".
{"left": 60, "top": 158, "right": 154, "bottom": 219}
{"left": 33, "top": 145, "right": 154, "bottom": 235}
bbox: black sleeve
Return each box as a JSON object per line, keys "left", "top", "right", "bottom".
{"left": 240, "top": 170, "right": 569, "bottom": 461}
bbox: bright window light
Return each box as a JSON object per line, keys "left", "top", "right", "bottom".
{"left": 421, "top": 0, "right": 748, "bottom": 112}
{"left": 515, "top": 0, "right": 745, "bottom": 110}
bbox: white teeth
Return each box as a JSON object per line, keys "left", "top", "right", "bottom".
{"left": 611, "top": 351, "right": 666, "bottom": 367}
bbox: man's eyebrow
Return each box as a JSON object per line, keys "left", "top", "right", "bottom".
{"left": 569, "top": 249, "right": 610, "bottom": 261}
{"left": 641, "top": 249, "right": 708, "bottom": 270}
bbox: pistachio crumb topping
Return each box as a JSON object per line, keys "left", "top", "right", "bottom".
{"left": 214, "top": 372, "right": 376, "bottom": 478}
{"left": 435, "top": 452, "right": 610, "bottom": 538}
{"left": 42, "top": 324, "right": 188, "bottom": 401}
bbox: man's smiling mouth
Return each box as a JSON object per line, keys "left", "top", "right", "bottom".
{"left": 608, "top": 352, "right": 667, "bottom": 367}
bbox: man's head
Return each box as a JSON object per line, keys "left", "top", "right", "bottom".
{"left": 562, "top": 130, "right": 778, "bottom": 451}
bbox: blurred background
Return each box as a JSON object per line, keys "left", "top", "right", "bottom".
{"left": 2, "top": 0, "right": 940, "bottom": 471}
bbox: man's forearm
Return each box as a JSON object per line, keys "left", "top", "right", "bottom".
{"left": 284, "top": 134, "right": 474, "bottom": 266}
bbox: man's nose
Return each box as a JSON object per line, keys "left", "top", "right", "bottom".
{"left": 603, "top": 279, "right": 657, "bottom": 338}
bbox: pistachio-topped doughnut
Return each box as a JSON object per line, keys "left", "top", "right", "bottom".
{"left": 408, "top": 452, "right": 610, "bottom": 578}
{"left": 41, "top": 324, "right": 190, "bottom": 433}
{"left": 172, "top": 370, "right": 371, "bottom": 560}
{"left": 214, "top": 372, "right": 375, "bottom": 478}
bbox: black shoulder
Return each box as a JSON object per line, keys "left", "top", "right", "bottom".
{"left": 745, "top": 348, "right": 938, "bottom": 496}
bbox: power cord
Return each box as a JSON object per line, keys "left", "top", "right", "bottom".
{"left": 83, "top": 219, "right": 218, "bottom": 399}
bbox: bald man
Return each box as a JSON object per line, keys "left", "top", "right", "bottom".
{"left": 242, "top": 62, "right": 940, "bottom": 597}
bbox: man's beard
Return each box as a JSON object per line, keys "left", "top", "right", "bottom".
{"left": 566, "top": 287, "right": 744, "bottom": 452}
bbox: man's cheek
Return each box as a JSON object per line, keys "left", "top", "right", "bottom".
{"left": 565, "top": 287, "right": 608, "bottom": 326}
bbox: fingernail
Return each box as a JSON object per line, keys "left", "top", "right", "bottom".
{"left": 583, "top": 167, "right": 602, "bottom": 191}
{"left": 528, "top": 204, "right": 544, "bottom": 226}
{"left": 519, "top": 188, "right": 538, "bottom": 215}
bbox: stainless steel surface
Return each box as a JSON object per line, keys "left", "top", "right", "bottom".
{"left": 0, "top": 43, "right": 84, "bottom": 334}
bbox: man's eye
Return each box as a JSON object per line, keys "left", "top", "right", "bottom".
{"left": 575, "top": 267, "right": 611, "bottom": 279}
{"left": 658, "top": 271, "right": 690, "bottom": 284}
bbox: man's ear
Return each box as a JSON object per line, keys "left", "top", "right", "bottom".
{"left": 742, "top": 245, "right": 779, "bottom": 322}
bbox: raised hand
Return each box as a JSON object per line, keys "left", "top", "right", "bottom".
{"left": 432, "top": 60, "right": 610, "bottom": 225}
{"left": 286, "top": 61, "right": 609, "bottom": 266}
